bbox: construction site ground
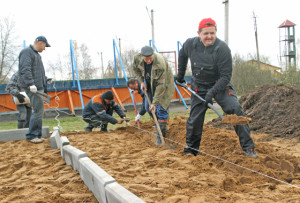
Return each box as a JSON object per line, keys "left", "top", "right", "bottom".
{"left": 0, "top": 84, "right": 300, "bottom": 202}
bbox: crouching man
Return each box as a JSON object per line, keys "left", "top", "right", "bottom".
{"left": 82, "top": 90, "right": 129, "bottom": 132}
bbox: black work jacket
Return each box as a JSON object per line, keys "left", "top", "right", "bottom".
{"left": 178, "top": 37, "right": 232, "bottom": 95}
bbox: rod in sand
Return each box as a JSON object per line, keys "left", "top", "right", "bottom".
{"left": 144, "top": 91, "right": 165, "bottom": 145}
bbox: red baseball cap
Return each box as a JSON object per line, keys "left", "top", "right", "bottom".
{"left": 198, "top": 18, "right": 216, "bottom": 29}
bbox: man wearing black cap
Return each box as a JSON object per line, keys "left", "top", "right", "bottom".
{"left": 176, "top": 18, "right": 257, "bottom": 158}
{"left": 132, "top": 46, "right": 175, "bottom": 145}
{"left": 82, "top": 90, "right": 129, "bottom": 132}
{"left": 18, "top": 36, "right": 51, "bottom": 144}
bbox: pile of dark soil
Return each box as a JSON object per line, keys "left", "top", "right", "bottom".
{"left": 209, "top": 84, "right": 300, "bottom": 138}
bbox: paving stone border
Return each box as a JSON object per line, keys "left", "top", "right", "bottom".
{"left": 0, "top": 126, "right": 50, "bottom": 141}
{"left": 50, "top": 127, "right": 146, "bottom": 203}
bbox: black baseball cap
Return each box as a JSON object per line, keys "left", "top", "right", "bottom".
{"left": 141, "top": 46, "right": 154, "bottom": 56}
{"left": 35, "top": 36, "right": 51, "bottom": 47}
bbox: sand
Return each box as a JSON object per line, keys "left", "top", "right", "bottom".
{"left": 1, "top": 117, "right": 299, "bottom": 202}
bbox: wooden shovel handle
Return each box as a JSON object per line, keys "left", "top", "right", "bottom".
{"left": 144, "top": 91, "right": 165, "bottom": 145}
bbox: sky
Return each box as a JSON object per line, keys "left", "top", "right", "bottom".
{"left": 1, "top": 0, "right": 299, "bottom": 79}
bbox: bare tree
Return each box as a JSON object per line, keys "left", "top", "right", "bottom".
{"left": 70, "top": 41, "right": 97, "bottom": 80}
{"left": 0, "top": 16, "right": 20, "bottom": 83}
{"left": 47, "top": 54, "right": 72, "bottom": 80}
{"left": 79, "top": 43, "right": 97, "bottom": 79}
{"left": 104, "top": 48, "right": 139, "bottom": 79}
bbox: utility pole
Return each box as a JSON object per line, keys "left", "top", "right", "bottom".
{"left": 146, "top": 7, "right": 155, "bottom": 47}
{"left": 101, "top": 52, "right": 104, "bottom": 79}
{"left": 98, "top": 51, "right": 105, "bottom": 78}
{"left": 253, "top": 11, "right": 260, "bottom": 69}
{"left": 118, "top": 38, "right": 121, "bottom": 57}
{"left": 223, "top": 0, "right": 229, "bottom": 45}
{"left": 151, "top": 9, "right": 155, "bottom": 45}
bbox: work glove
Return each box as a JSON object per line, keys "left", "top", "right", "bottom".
{"left": 46, "top": 78, "right": 52, "bottom": 84}
{"left": 175, "top": 76, "right": 186, "bottom": 84}
{"left": 16, "top": 94, "right": 25, "bottom": 103}
{"left": 135, "top": 113, "right": 142, "bottom": 121}
{"left": 29, "top": 85, "right": 37, "bottom": 93}
{"left": 204, "top": 91, "right": 214, "bottom": 106}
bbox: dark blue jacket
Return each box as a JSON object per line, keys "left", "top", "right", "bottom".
{"left": 18, "top": 45, "right": 47, "bottom": 91}
{"left": 82, "top": 93, "right": 126, "bottom": 124}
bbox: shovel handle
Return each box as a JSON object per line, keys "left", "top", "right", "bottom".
{"left": 35, "top": 91, "right": 49, "bottom": 98}
{"left": 175, "top": 80, "right": 224, "bottom": 119}
{"left": 144, "top": 91, "right": 165, "bottom": 145}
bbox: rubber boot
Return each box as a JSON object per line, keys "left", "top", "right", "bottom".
{"left": 18, "top": 121, "right": 25, "bottom": 129}
{"left": 155, "top": 122, "right": 167, "bottom": 145}
{"left": 84, "top": 124, "right": 93, "bottom": 132}
{"left": 101, "top": 123, "right": 108, "bottom": 132}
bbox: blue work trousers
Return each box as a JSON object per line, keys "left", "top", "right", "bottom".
{"left": 144, "top": 90, "right": 169, "bottom": 121}
{"left": 25, "top": 89, "right": 44, "bottom": 140}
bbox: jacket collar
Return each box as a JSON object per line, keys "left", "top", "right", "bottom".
{"left": 30, "top": 45, "right": 39, "bottom": 53}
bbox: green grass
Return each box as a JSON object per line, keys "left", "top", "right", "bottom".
{"left": 0, "top": 108, "right": 221, "bottom": 132}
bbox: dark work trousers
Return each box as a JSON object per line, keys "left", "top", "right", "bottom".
{"left": 17, "top": 104, "right": 32, "bottom": 128}
{"left": 185, "top": 86, "right": 255, "bottom": 155}
{"left": 84, "top": 108, "right": 113, "bottom": 130}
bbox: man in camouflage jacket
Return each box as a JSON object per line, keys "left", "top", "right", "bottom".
{"left": 132, "top": 46, "right": 175, "bottom": 145}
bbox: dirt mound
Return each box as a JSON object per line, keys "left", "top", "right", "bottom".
{"left": 209, "top": 84, "right": 300, "bottom": 138}
{"left": 239, "top": 84, "right": 300, "bottom": 138}
{"left": 221, "top": 114, "right": 252, "bottom": 125}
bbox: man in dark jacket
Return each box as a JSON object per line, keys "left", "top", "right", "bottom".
{"left": 5, "top": 71, "right": 32, "bottom": 129}
{"left": 127, "top": 78, "right": 147, "bottom": 121}
{"left": 176, "top": 18, "right": 258, "bottom": 158}
{"left": 82, "top": 90, "right": 129, "bottom": 132}
{"left": 18, "top": 36, "right": 50, "bottom": 144}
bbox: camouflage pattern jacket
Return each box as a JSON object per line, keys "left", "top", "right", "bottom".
{"left": 5, "top": 72, "right": 21, "bottom": 97}
{"left": 132, "top": 52, "right": 175, "bottom": 109}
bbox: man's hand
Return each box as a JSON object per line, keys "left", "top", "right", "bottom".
{"left": 123, "top": 117, "right": 130, "bottom": 122}
{"left": 116, "top": 119, "right": 124, "bottom": 124}
{"left": 16, "top": 94, "right": 25, "bottom": 103}
{"left": 141, "top": 82, "right": 147, "bottom": 92}
{"left": 175, "top": 76, "right": 186, "bottom": 84}
{"left": 135, "top": 114, "right": 141, "bottom": 121}
{"left": 149, "top": 104, "right": 156, "bottom": 112}
{"left": 205, "top": 92, "right": 213, "bottom": 106}
{"left": 29, "top": 85, "right": 37, "bottom": 93}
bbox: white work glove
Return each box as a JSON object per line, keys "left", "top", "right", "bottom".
{"left": 29, "top": 85, "right": 37, "bottom": 93}
{"left": 135, "top": 114, "right": 142, "bottom": 121}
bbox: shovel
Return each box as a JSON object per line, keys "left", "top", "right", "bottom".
{"left": 36, "top": 91, "right": 51, "bottom": 104}
{"left": 144, "top": 91, "right": 166, "bottom": 145}
{"left": 175, "top": 80, "right": 251, "bottom": 125}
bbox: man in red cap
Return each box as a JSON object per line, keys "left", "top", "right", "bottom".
{"left": 176, "top": 18, "right": 258, "bottom": 158}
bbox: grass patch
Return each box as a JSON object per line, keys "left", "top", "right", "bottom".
{"left": 0, "top": 108, "right": 221, "bottom": 132}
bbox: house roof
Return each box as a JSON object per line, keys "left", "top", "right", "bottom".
{"left": 278, "top": 19, "right": 296, "bottom": 28}
{"left": 247, "top": 60, "right": 282, "bottom": 70}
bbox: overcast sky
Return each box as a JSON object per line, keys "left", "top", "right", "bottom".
{"left": 1, "top": 0, "right": 299, "bottom": 78}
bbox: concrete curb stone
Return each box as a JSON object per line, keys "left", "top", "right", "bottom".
{"left": 62, "top": 145, "right": 87, "bottom": 170}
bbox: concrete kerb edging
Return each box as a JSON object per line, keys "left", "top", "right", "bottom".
{"left": 0, "top": 126, "right": 50, "bottom": 142}
{"left": 51, "top": 127, "right": 145, "bottom": 203}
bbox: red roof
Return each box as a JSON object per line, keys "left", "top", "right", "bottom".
{"left": 278, "top": 19, "right": 296, "bottom": 28}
